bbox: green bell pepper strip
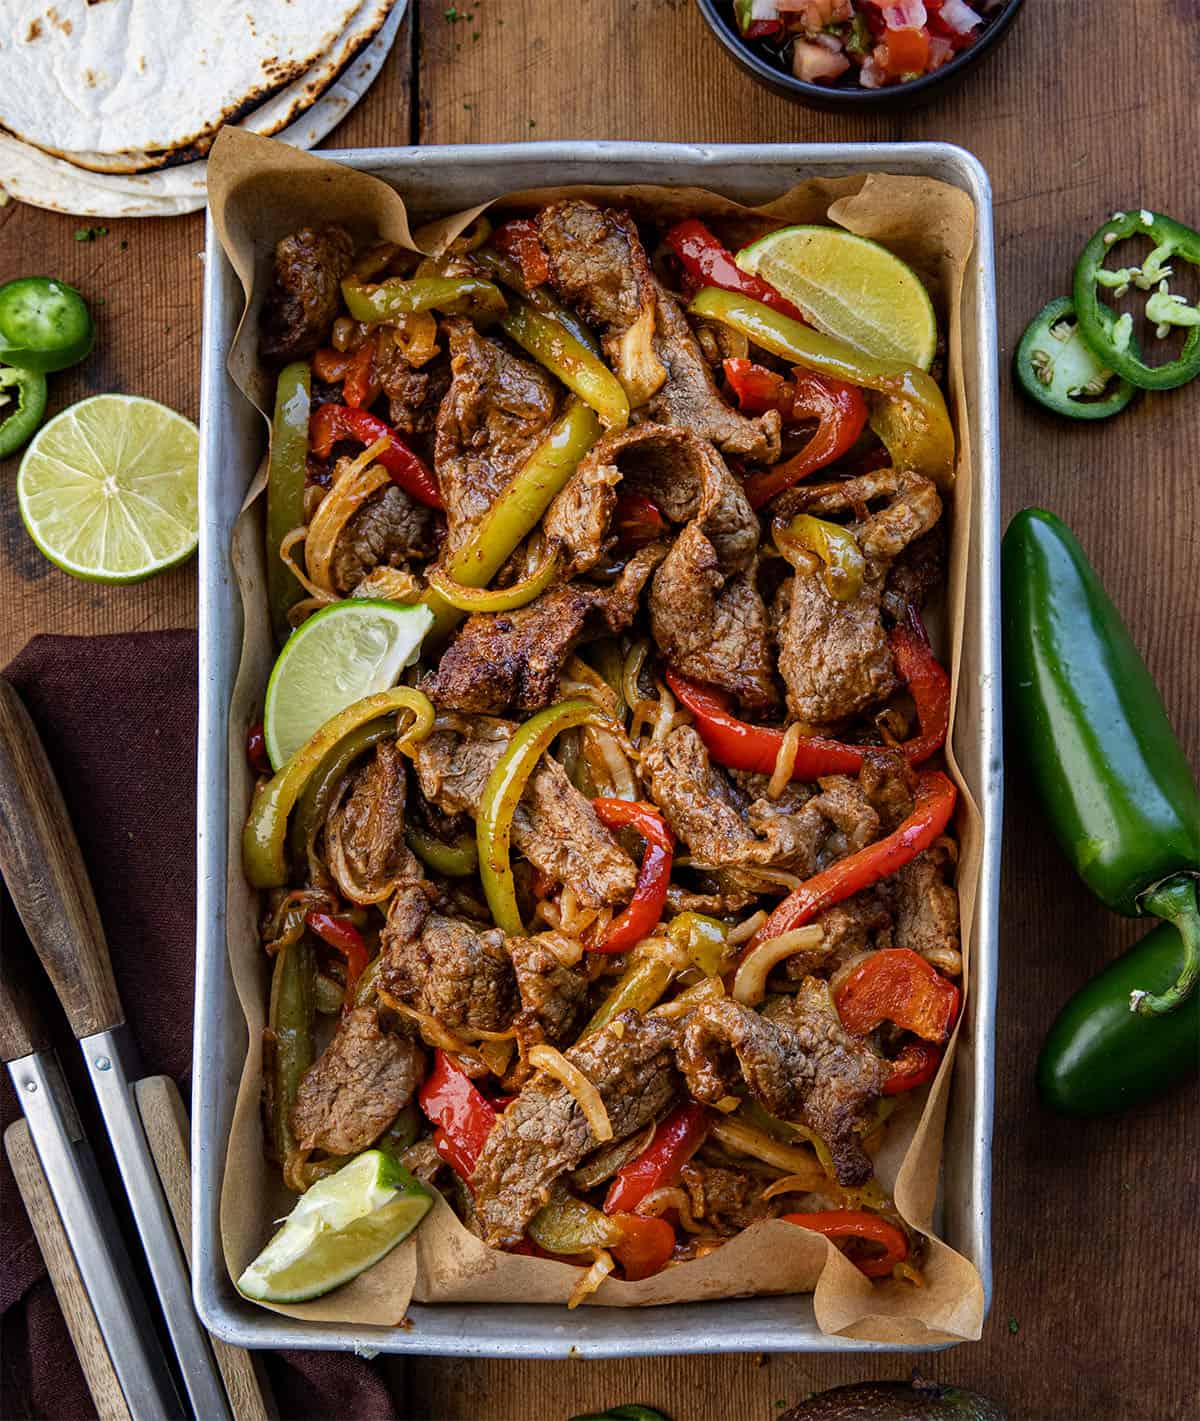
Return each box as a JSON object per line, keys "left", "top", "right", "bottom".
{"left": 0, "top": 365, "right": 48, "bottom": 459}
{"left": 666, "top": 912, "right": 730, "bottom": 978}
{"left": 688, "top": 287, "right": 954, "bottom": 485}
{"left": 423, "top": 399, "right": 601, "bottom": 641}
{"left": 244, "top": 688, "right": 435, "bottom": 889}
{"left": 265, "top": 935, "right": 315, "bottom": 1167}
{"left": 288, "top": 718, "right": 397, "bottom": 874}
{"left": 471, "top": 247, "right": 602, "bottom": 354}
{"left": 500, "top": 297, "right": 630, "bottom": 431}
{"left": 1015, "top": 297, "right": 1137, "bottom": 421}
{"left": 1073, "top": 210, "right": 1200, "bottom": 391}
{"left": 529, "top": 1192, "right": 625, "bottom": 1254}
{"left": 341, "top": 273, "right": 508, "bottom": 324}
{"left": 1003, "top": 509, "right": 1200, "bottom": 1015}
{"left": 477, "top": 699, "right": 621, "bottom": 935}
{"left": 404, "top": 825, "right": 479, "bottom": 877}
{"left": 424, "top": 541, "right": 561, "bottom": 613}
{"left": 581, "top": 954, "right": 675, "bottom": 1039}
{"left": 1037, "top": 919, "right": 1200, "bottom": 1116}
{"left": 775, "top": 513, "right": 866, "bottom": 603}
{"left": 266, "top": 361, "right": 312, "bottom": 644}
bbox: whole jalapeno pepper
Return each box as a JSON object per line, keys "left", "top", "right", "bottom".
{"left": 1002, "top": 508, "right": 1200, "bottom": 1016}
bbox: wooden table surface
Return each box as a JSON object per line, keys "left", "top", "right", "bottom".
{"left": 3, "top": 2, "right": 1197, "bottom": 1417}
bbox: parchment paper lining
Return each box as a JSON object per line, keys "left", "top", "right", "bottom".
{"left": 207, "top": 128, "right": 983, "bottom": 1343}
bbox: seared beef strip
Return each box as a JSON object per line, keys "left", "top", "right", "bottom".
{"left": 680, "top": 1161, "right": 776, "bottom": 1235}
{"left": 291, "top": 1005, "right": 424, "bottom": 1157}
{"left": 260, "top": 226, "right": 354, "bottom": 363}
{"left": 882, "top": 526, "right": 946, "bottom": 624}
{"left": 379, "top": 884, "right": 518, "bottom": 1033}
{"left": 422, "top": 542, "right": 665, "bottom": 715}
{"left": 891, "top": 846, "right": 960, "bottom": 967}
{"left": 471, "top": 1010, "right": 679, "bottom": 1246}
{"left": 330, "top": 484, "right": 438, "bottom": 595}
{"left": 545, "top": 423, "right": 776, "bottom": 708}
{"left": 326, "top": 740, "right": 423, "bottom": 903}
{"left": 412, "top": 721, "right": 637, "bottom": 908}
{"left": 376, "top": 341, "right": 450, "bottom": 436}
{"left": 507, "top": 933, "right": 590, "bottom": 1045}
{"left": 537, "top": 200, "right": 779, "bottom": 458}
{"left": 434, "top": 316, "right": 558, "bottom": 554}
{"left": 784, "top": 888, "right": 895, "bottom": 982}
{"left": 678, "top": 992, "right": 886, "bottom": 1186}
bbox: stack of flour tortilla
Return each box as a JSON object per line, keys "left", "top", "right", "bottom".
{"left": 0, "top": 0, "right": 405, "bottom": 217}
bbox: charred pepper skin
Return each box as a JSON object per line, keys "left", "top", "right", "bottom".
{"left": 1002, "top": 509, "right": 1200, "bottom": 1013}
{"left": 1037, "top": 920, "right": 1200, "bottom": 1116}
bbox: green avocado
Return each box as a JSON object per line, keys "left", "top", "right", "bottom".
{"left": 781, "top": 1378, "right": 1006, "bottom": 1421}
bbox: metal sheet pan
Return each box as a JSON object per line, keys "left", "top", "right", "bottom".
{"left": 193, "top": 141, "right": 1001, "bottom": 1357}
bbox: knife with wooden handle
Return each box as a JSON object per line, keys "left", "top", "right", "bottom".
{"left": 0, "top": 917, "right": 185, "bottom": 1420}
{"left": 0, "top": 677, "right": 231, "bottom": 1421}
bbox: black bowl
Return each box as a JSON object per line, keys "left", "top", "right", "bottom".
{"left": 695, "top": 0, "right": 1026, "bottom": 111}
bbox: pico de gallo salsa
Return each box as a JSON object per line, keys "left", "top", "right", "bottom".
{"left": 731, "top": 0, "right": 1009, "bottom": 89}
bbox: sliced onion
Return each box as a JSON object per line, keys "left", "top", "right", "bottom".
{"left": 732, "top": 924, "right": 825, "bottom": 1005}
{"left": 379, "top": 992, "right": 491, "bottom": 1061}
{"left": 635, "top": 1186, "right": 705, "bottom": 1234}
{"left": 479, "top": 1038, "right": 515, "bottom": 1078}
{"left": 767, "top": 722, "right": 802, "bottom": 799}
{"left": 304, "top": 442, "right": 393, "bottom": 593}
{"left": 584, "top": 726, "right": 638, "bottom": 801}
{"left": 567, "top": 1248, "right": 614, "bottom": 1309}
{"left": 935, "top": 0, "right": 980, "bottom": 32}
{"left": 709, "top": 1117, "right": 826, "bottom": 1186}
{"left": 761, "top": 1172, "right": 826, "bottom": 1203}
{"left": 713, "top": 1095, "right": 741, "bottom": 1114}
{"left": 650, "top": 975, "right": 725, "bottom": 1020}
{"left": 278, "top": 526, "right": 337, "bottom": 605}
{"left": 727, "top": 910, "right": 767, "bottom": 947}
{"left": 529, "top": 1044, "right": 613, "bottom": 1142}
{"left": 542, "top": 932, "right": 585, "bottom": 968}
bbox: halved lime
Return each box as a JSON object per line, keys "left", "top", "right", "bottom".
{"left": 17, "top": 394, "right": 199, "bottom": 582}
{"left": 736, "top": 225, "right": 938, "bottom": 369}
{"left": 264, "top": 599, "right": 433, "bottom": 769}
{"left": 237, "top": 1150, "right": 433, "bottom": 1304}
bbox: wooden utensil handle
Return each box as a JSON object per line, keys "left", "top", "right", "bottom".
{"left": 0, "top": 679, "right": 123, "bottom": 1039}
{"left": 0, "top": 931, "right": 53, "bottom": 1062}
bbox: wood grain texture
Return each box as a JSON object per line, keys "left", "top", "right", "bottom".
{"left": 0, "top": 678, "right": 122, "bottom": 1038}
{"left": 5, "top": 1120, "right": 133, "bottom": 1421}
{"left": 134, "top": 1076, "right": 275, "bottom": 1421}
{"left": 0, "top": 914, "right": 53, "bottom": 1062}
{"left": 2, "top": 0, "right": 1198, "bottom": 1414}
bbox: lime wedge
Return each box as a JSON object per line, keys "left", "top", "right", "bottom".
{"left": 264, "top": 599, "right": 433, "bottom": 769}
{"left": 237, "top": 1150, "right": 433, "bottom": 1303}
{"left": 17, "top": 394, "right": 199, "bottom": 582}
{"left": 736, "top": 225, "right": 938, "bottom": 370}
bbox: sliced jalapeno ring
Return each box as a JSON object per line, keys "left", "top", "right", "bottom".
{"left": 0, "top": 365, "right": 48, "bottom": 458}
{"left": 1072, "top": 210, "right": 1200, "bottom": 391}
{"left": 0, "top": 276, "right": 95, "bottom": 374}
{"left": 1015, "top": 297, "right": 1137, "bottom": 421}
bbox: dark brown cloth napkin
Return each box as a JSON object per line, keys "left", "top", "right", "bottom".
{"left": 0, "top": 632, "right": 401, "bottom": 1421}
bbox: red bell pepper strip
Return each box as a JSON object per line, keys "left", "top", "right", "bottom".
{"left": 418, "top": 1049, "right": 498, "bottom": 1178}
{"left": 782, "top": 1210, "right": 909, "bottom": 1279}
{"left": 724, "top": 357, "right": 794, "bottom": 416}
{"left": 749, "top": 771, "right": 958, "bottom": 950}
{"left": 609, "top": 1213, "right": 677, "bottom": 1281}
{"left": 665, "top": 219, "right": 806, "bottom": 322}
{"left": 311, "top": 347, "right": 353, "bottom": 382}
{"left": 493, "top": 218, "right": 551, "bottom": 288}
{"left": 246, "top": 721, "right": 270, "bottom": 775}
{"left": 888, "top": 621, "right": 951, "bottom": 767}
{"left": 305, "top": 911, "right": 370, "bottom": 1006}
{"left": 589, "top": 800, "right": 674, "bottom": 954}
{"left": 604, "top": 1102, "right": 710, "bottom": 1214}
{"left": 342, "top": 338, "right": 379, "bottom": 409}
{"left": 665, "top": 669, "right": 865, "bottom": 779}
{"left": 743, "top": 371, "right": 869, "bottom": 509}
{"left": 614, "top": 490, "right": 668, "bottom": 549}
{"left": 309, "top": 403, "right": 443, "bottom": 509}
{"left": 883, "top": 1039, "right": 943, "bottom": 1095}
{"left": 835, "top": 947, "right": 960, "bottom": 1044}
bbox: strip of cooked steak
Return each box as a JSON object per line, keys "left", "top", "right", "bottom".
{"left": 680, "top": 1161, "right": 776, "bottom": 1235}
{"left": 471, "top": 1010, "right": 679, "bottom": 1246}
{"left": 678, "top": 992, "right": 885, "bottom": 1186}
{"left": 329, "top": 483, "right": 438, "bottom": 595}
{"left": 291, "top": 1004, "right": 424, "bottom": 1157}
{"left": 890, "top": 846, "right": 960, "bottom": 966}
{"left": 376, "top": 340, "right": 450, "bottom": 436}
{"left": 784, "top": 887, "right": 895, "bottom": 982}
{"left": 434, "top": 316, "right": 559, "bottom": 553}
{"left": 774, "top": 469, "right": 943, "bottom": 725}
{"left": 507, "top": 933, "right": 590, "bottom": 1045}
{"left": 643, "top": 283, "right": 781, "bottom": 463}
{"left": 536, "top": 200, "right": 779, "bottom": 457}
{"left": 422, "top": 542, "right": 665, "bottom": 715}
{"left": 412, "top": 721, "right": 637, "bottom": 908}
{"left": 260, "top": 226, "right": 354, "bottom": 364}
{"left": 326, "top": 740, "right": 423, "bottom": 903}
{"left": 379, "top": 884, "right": 518, "bottom": 1033}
